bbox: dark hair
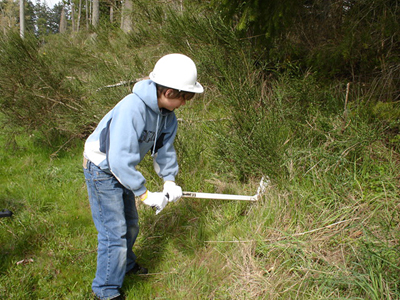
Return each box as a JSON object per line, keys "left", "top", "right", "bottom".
{"left": 156, "top": 84, "right": 195, "bottom": 101}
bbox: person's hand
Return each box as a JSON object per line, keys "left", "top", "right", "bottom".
{"left": 163, "top": 181, "right": 182, "bottom": 202}
{"left": 140, "top": 190, "right": 168, "bottom": 215}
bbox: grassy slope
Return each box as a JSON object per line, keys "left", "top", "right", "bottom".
{"left": 1, "top": 102, "right": 399, "bottom": 300}
{"left": 1, "top": 5, "right": 400, "bottom": 300}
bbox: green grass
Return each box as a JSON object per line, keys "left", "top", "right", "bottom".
{"left": 1, "top": 125, "right": 399, "bottom": 299}
{"left": 1, "top": 2, "right": 400, "bottom": 299}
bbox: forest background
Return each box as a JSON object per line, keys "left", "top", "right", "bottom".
{"left": 0, "top": 0, "right": 399, "bottom": 299}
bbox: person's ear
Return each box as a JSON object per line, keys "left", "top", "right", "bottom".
{"left": 164, "top": 89, "right": 174, "bottom": 98}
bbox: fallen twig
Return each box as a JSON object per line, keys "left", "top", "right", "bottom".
{"left": 96, "top": 77, "right": 148, "bottom": 91}
{"left": 177, "top": 117, "right": 231, "bottom": 123}
{"left": 205, "top": 218, "right": 359, "bottom": 243}
{"left": 33, "top": 93, "right": 81, "bottom": 111}
{"left": 50, "top": 136, "right": 75, "bottom": 158}
{"left": 138, "top": 269, "right": 179, "bottom": 276}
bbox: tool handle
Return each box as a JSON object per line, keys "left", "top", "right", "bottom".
{"left": 182, "top": 192, "right": 257, "bottom": 201}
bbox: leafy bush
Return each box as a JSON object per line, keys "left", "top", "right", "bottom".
{"left": 0, "top": 32, "right": 89, "bottom": 146}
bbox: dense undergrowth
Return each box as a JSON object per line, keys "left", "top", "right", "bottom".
{"left": 1, "top": 1, "right": 399, "bottom": 299}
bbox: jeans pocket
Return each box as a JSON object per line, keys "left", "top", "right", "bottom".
{"left": 94, "top": 174, "right": 118, "bottom": 192}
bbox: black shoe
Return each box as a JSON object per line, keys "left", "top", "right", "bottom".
{"left": 109, "top": 295, "right": 125, "bottom": 300}
{"left": 93, "top": 293, "right": 125, "bottom": 300}
{"left": 127, "top": 263, "right": 148, "bottom": 275}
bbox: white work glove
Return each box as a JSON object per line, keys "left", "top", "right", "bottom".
{"left": 163, "top": 181, "right": 182, "bottom": 202}
{"left": 140, "top": 191, "right": 168, "bottom": 215}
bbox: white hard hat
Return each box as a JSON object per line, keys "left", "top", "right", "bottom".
{"left": 149, "top": 53, "right": 204, "bottom": 93}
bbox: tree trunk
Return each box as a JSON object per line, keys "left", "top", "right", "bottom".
{"left": 77, "top": 0, "right": 82, "bottom": 31}
{"left": 121, "top": 0, "right": 133, "bottom": 33}
{"left": 110, "top": 3, "right": 114, "bottom": 23}
{"left": 85, "top": 0, "right": 89, "bottom": 30}
{"left": 71, "top": 3, "right": 75, "bottom": 32}
{"left": 59, "top": 6, "right": 67, "bottom": 33}
{"left": 92, "top": 0, "right": 99, "bottom": 28}
{"left": 19, "top": 0, "right": 24, "bottom": 39}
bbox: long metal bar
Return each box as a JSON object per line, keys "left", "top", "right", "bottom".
{"left": 182, "top": 192, "right": 257, "bottom": 201}
{"left": 181, "top": 177, "right": 269, "bottom": 201}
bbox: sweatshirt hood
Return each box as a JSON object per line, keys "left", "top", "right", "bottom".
{"left": 132, "top": 79, "right": 160, "bottom": 114}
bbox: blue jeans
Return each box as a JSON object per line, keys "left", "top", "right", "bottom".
{"left": 83, "top": 160, "right": 139, "bottom": 300}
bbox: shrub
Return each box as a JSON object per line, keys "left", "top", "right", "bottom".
{"left": 0, "top": 32, "right": 89, "bottom": 146}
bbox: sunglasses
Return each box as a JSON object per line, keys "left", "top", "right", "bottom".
{"left": 169, "top": 90, "right": 195, "bottom": 101}
{"left": 180, "top": 91, "right": 195, "bottom": 101}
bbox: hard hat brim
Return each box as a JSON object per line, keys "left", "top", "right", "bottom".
{"left": 150, "top": 72, "right": 204, "bottom": 93}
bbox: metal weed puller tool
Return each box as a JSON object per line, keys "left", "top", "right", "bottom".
{"left": 180, "top": 177, "right": 269, "bottom": 201}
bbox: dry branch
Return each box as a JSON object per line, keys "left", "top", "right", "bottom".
{"left": 205, "top": 218, "right": 359, "bottom": 243}
{"left": 96, "top": 77, "right": 148, "bottom": 91}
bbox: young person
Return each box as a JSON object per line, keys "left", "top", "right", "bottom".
{"left": 83, "top": 54, "right": 204, "bottom": 300}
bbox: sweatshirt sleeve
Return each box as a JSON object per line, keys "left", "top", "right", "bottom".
{"left": 106, "top": 97, "right": 148, "bottom": 196}
{"left": 154, "top": 114, "right": 179, "bottom": 182}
